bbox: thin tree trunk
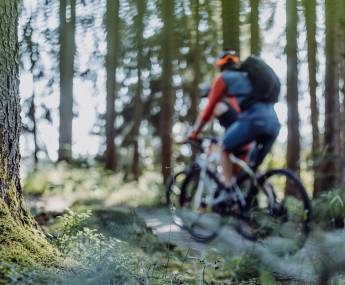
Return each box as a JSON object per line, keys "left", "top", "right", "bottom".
{"left": 0, "top": 0, "right": 29, "bottom": 222}
{"left": 160, "top": 0, "right": 174, "bottom": 184}
{"left": 221, "top": 0, "right": 240, "bottom": 54}
{"left": 132, "top": 140, "right": 140, "bottom": 179}
{"left": 131, "top": 0, "right": 146, "bottom": 180}
{"left": 250, "top": 0, "right": 260, "bottom": 55}
{"left": 303, "top": 0, "right": 321, "bottom": 196}
{"left": 338, "top": 1, "right": 345, "bottom": 185}
{"left": 319, "top": 0, "right": 339, "bottom": 193}
{"left": 105, "top": 0, "right": 120, "bottom": 171}
{"left": 58, "top": 0, "right": 76, "bottom": 162}
{"left": 286, "top": 0, "right": 300, "bottom": 195}
{"left": 24, "top": 16, "right": 39, "bottom": 166}
{"left": 190, "top": 0, "right": 201, "bottom": 124}
{"left": 32, "top": 92, "right": 39, "bottom": 165}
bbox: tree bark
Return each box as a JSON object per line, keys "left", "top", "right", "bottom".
{"left": 105, "top": 0, "right": 120, "bottom": 171}
{"left": 58, "top": 0, "right": 76, "bottom": 162}
{"left": 319, "top": 0, "right": 339, "bottom": 193}
{"left": 221, "top": 0, "right": 240, "bottom": 54}
{"left": 303, "top": 0, "right": 321, "bottom": 196}
{"left": 286, "top": 0, "right": 300, "bottom": 195}
{"left": 160, "top": 0, "right": 174, "bottom": 184}
{"left": 131, "top": 0, "right": 146, "bottom": 180}
{"left": 250, "top": 0, "right": 260, "bottom": 55}
{"left": 0, "top": 0, "right": 29, "bottom": 222}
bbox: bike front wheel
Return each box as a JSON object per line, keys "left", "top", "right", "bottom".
{"left": 166, "top": 170, "right": 188, "bottom": 207}
{"left": 180, "top": 167, "right": 225, "bottom": 242}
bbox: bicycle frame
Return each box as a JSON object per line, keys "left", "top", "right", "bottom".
{"left": 189, "top": 137, "right": 261, "bottom": 211}
{"left": 192, "top": 140, "right": 216, "bottom": 211}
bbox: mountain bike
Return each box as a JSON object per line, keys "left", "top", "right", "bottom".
{"left": 166, "top": 136, "right": 312, "bottom": 246}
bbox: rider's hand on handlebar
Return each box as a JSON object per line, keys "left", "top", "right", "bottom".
{"left": 179, "top": 131, "right": 198, "bottom": 145}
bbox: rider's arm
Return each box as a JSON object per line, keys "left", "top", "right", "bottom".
{"left": 190, "top": 75, "right": 227, "bottom": 138}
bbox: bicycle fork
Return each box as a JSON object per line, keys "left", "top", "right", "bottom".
{"left": 192, "top": 153, "right": 212, "bottom": 212}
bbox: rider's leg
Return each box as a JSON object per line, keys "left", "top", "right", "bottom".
{"left": 222, "top": 119, "right": 256, "bottom": 187}
{"left": 221, "top": 149, "right": 233, "bottom": 187}
{"left": 251, "top": 134, "right": 279, "bottom": 170}
{"left": 249, "top": 119, "right": 281, "bottom": 169}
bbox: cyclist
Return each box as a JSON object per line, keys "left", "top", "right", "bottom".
{"left": 199, "top": 84, "right": 252, "bottom": 173}
{"left": 188, "top": 51, "right": 280, "bottom": 188}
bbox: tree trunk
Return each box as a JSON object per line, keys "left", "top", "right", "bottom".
{"left": 32, "top": 92, "right": 39, "bottom": 165}
{"left": 58, "top": 0, "right": 76, "bottom": 162}
{"left": 160, "top": 0, "right": 174, "bottom": 184}
{"left": 339, "top": 1, "right": 345, "bottom": 185}
{"left": 221, "top": 0, "right": 240, "bottom": 54}
{"left": 303, "top": 0, "right": 321, "bottom": 196}
{"left": 286, "top": 0, "right": 300, "bottom": 195}
{"left": 24, "top": 15, "right": 39, "bottom": 166}
{"left": 250, "top": 0, "right": 260, "bottom": 55}
{"left": 0, "top": 0, "right": 29, "bottom": 221}
{"left": 190, "top": 0, "right": 201, "bottom": 124}
{"left": 105, "top": 0, "right": 120, "bottom": 171}
{"left": 319, "top": 0, "right": 339, "bottom": 193}
{"left": 0, "top": 1, "right": 63, "bottom": 268}
{"left": 131, "top": 0, "right": 146, "bottom": 180}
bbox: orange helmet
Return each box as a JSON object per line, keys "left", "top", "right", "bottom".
{"left": 215, "top": 50, "right": 240, "bottom": 70}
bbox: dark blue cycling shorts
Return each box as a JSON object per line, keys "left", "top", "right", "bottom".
{"left": 223, "top": 114, "right": 280, "bottom": 167}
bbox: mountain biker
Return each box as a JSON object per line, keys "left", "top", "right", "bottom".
{"left": 199, "top": 84, "right": 252, "bottom": 173}
{"left": 188, "top": 51, "right": 280, "bottom": 188}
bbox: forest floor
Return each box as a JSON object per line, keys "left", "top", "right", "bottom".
{"left": 3, "top": 162, "right": 345, "bottom": 284}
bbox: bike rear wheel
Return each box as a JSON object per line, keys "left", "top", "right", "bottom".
{"left": 236, "top": 169, "right": 312, "bottom": 249}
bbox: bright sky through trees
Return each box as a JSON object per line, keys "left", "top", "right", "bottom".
{"left": 19, "top": 0, "right": 319, "bottom": 161}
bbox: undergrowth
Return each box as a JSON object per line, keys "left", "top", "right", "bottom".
{"left": 7, "top": 163, "right": 345, "bottom": 284}
{"left": 0, "top": 198, "right": 61, "bottom": 285}
{"left": 313, "top": 187, "right": 345, "bottom": 228}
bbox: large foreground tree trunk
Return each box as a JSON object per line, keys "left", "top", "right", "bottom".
{"left": 319, "top": 0, "right": 339, "bottom": 193}
{"left": 160, "top": 0, "right": 174, "bottom": 184}
{"left": 105, "top": 0, "right": 120, "bottom": 171}
{"left": 0, "top": 0, "right": 27, "bottom": 219}
{"left": 0, "top": 1, "right": 61, "bottom": 269}
{"left": 221, "top": 0, "right": 240, "bottom": 54}
{"left": 303, "top": 0, "right": 321, "bottom": 196}
{"left": 58, "top": 0, "right": 76, "bottom": 162}
{"left": 286, "top": 0, "right": 300, "bottom": 195}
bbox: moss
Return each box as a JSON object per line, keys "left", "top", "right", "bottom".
{"left": 0, "top": 198, "right": 62, "bottom": 268}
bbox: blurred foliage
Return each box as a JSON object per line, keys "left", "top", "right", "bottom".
{"left": 313, "top": 188, "right": 345, "bottom": 228}
{"left": 22, "top": 162, "right": 165, "bottom": 215}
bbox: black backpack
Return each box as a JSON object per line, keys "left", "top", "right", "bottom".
{"left": 238, "top": 56, "right": 280, "bottom": 110}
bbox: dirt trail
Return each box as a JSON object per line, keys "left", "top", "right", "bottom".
{"left": 136, "top": 207, "right": 250, "bottom": 255}
{"left": 136, "top": 208, "right": 210, "bottom": 254}
{"left": 136, "top": 207, "right": 345, "bottom": 283}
